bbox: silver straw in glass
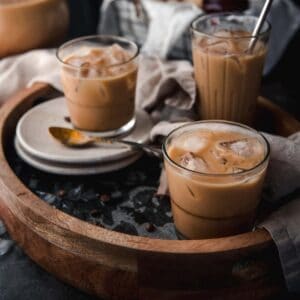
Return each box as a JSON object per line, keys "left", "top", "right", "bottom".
{"left": 249, "top": 0, "right": 273, "bottom": 52}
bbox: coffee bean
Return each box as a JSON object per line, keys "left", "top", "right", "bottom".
{"left": 99, "top": 194, "right": 110, "bottom": 202}
{"left": 64, "top": 116, "right": 71, "bottom": 123}
{"left": 145, "top": 223, "right": 156, "bottom": 232}
{"left": 57, "top": 189, "right": 65, "bottom": 197}
{"left": 90, "top": 209, "right": 101, "bottom": 218}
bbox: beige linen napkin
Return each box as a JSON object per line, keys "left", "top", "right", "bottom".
{"left": 136, "top": 55, "right": 197, "bottom": 123}
{"left": 140, "top": 0, "right": 201, "bottom": 58}
{"left": 0, "top": 49, "right": 61, "bottom": 104}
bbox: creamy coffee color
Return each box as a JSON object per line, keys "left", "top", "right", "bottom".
{"left": 192, "top": 30, "right": 267, "bottom": 124}
{"left": 61, "top": 44, "right": 138, "bottom": 132}
{"left": 164, "top": 122, "right": 269, "bottom": 239}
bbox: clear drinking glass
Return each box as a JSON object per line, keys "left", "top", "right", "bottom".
{"left": 163, "top": 121, "right": 270, "bottom": 239}
{"left": 57, "top": 35, "right": 139, "bottom": 135}
{"left": 191, "top": 13, "right": 271, "bottom": 124}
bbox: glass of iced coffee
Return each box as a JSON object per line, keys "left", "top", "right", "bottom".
{"left": 163, "top": 121, "right": 270, "bottom": 239}
{"left": 57, "top": 35, "right": 139, "bottom": 134}
{"left": 191, "top": 13, "right": 271, "bottom": 124}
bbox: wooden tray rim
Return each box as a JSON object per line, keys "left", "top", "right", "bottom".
{"left": 2, "top": 82, "right": 298, "bottom": 257}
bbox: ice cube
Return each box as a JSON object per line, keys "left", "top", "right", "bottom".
{"left": 179, "top": 152, "right": 208, "bottom": 172}
{"left": 228, "top": 55, "right": 243, "bottom": 70}
{"left": 176, "top": 135, "right": 209, "bottom": 153}
{"left": 65, "top": 56, "right": 85, "bottom": 67}
{"left": 197, "top": 37, "right": 211, "bottom": 49}
{"left": 89, "top": 48, "right": 105, "bottom": 62}
{"left": 230, "top": 167, "right": 247, "bottom": 174}
{"left": 110, "top": 44, "right": 131, "bottom": 64}
{"left": 79, "top": 62, "right": 90, "bottom": 77}
{"left": 95, "top": 56, "right": 112, "bottom": 67}
{"left": 196, "top": 37, "right": 228, "bottom": 54}
{"left": 210, "top": 148, "right": 228, "bottom": 165}
{"left": 206, "top": 40, "right": 229, "bottom": 55}
{"left": 87, "top": 67, "right": 100, "bottom": 78}
{"left": 213, "top": 30, "right": 233, "bottom": 38}
{"left": 219, "top": 138, "right": 260, "bottom": 157}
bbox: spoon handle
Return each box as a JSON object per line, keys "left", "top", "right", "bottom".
{"left": 118, "top": 140, "right": 163, "bottom": 159}
{"left": 93, "top": 137, "right": 162, "bottom": 159}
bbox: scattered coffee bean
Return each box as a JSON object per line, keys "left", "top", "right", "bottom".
{"left": 145, "top": 223, "right": 156, "bottom": 232}
{"left": 8, "top": 144, "right": 176, "bottom": 238}
{"left": 99, "top": 194, "right": 110, "bottom": 202}
{"left": 90, "top": 209, "right": 101, "bottom": 218}
{"left": 64, "top": 116, "right": 71, "bottom": 123}
{"left": 57, "top": 189, "right": 65, "bottom": 197}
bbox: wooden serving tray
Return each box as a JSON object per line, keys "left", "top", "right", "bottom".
{"left": 0, "top": 83, "right": 299, "bottom": 300}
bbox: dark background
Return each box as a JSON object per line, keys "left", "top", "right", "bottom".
{"left": 67, "top": 0, "right": 101, "bottom": 39}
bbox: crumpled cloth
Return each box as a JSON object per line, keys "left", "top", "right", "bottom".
{"left": 98, "top": 0, "right": 202, "bottom": 60}
{"left": 99, "top": 0, "right": 300, "bottom": 75}
{"left": 136, "top": 55, "right": 197, "bottom": 123}
{"left": 0, "top": 49, "right": 61, "bottom": 104}
{"left": 141, "top": 0, "right": 200, "bottom": 58}
{"left": 0, "top": 49, "right": 299, "bottom": 292}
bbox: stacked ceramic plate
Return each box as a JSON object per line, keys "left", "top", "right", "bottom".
{"left": 15, "top": 97, "right": 153, "bottom": 175}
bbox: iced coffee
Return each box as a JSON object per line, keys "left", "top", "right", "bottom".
{"left": 192, "top": 14, "right": 270, "bottom": 124}
{"left": 163, "top": 121, "right": 270, "bottom": 239}
{"left": 57, "top": 36, "right": 138, "bottom": 133}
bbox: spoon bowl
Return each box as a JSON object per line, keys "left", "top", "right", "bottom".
{"left": 49, "top": 127, "right": 95, "bottom": 147}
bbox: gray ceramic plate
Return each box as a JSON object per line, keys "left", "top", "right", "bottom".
{"left": 17, "top": 97, "right": 152, "bottom": 164}
{"left": 15, "top": 138, "right": 142, "bottom": 175}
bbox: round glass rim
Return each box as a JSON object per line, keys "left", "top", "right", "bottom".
{"left": 191, "top": 12, "right": 271, "bottom": 40}
{"left": 56, "top": 34, "right": 140, "bottom": 70}
{"left": 162, "top": 120, "right": 270, "bottom": 177}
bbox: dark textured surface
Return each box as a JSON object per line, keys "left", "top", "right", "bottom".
{"left": 1, "top": 149, "right": 175, "bottom": 300}
{"left": 8, "top": 147, "right": 175, "bottom": 240}
{"left": 0, "top": 239, "right": 98, "bottom": 300}
{"left": 66, "top": 0, "right": 102, "bottom": 40}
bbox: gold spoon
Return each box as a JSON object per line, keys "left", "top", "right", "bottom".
{"left": 48, "top": 127, "right": 162, "bottom": 158}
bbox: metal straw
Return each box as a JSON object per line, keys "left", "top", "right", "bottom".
{"left": 249, "top": 0, "right": 273, "bottom": 52}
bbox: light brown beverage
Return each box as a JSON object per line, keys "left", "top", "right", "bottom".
{"left": 58, "top": 36, "right": 138, "bottom": 133}
{"left": 163, "top": 121, "right": 270, "bottom": 239}
{"left": 191, "top": 14, "right": 270, "bottom": 124}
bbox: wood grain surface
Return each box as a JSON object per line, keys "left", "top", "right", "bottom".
{"left": 0, "top": 83, "right": 299, "bottom": 299}
{"left": 0, "top": 0, "right": 69, "bottom": 58}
